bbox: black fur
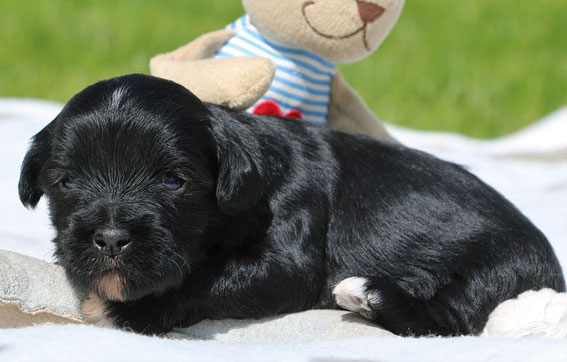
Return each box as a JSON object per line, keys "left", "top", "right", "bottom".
{"left": 19, "top": 74, "right": 565, "bottom": 336}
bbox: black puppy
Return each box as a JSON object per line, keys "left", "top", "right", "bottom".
{"left": 19, "top": 74, "right": 564, "bottom": 336}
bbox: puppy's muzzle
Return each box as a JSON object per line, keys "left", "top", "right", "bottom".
{"left": 93, "top": 227, "right": 131, "bottom": 257}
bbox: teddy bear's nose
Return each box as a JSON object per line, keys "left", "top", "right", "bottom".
{"left": 356, "top": 1, "right": 385, "bottom": 23}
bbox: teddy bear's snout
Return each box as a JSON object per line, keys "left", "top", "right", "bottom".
{"left": 301, "top": 0, "right": 394, "bottom": 51}
{"left": 356, "top": 1, "right": 385, "bottom": 23}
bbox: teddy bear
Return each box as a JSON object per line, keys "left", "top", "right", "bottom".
{"left": 149, "top": 0, "right": 406, "bottom": 140}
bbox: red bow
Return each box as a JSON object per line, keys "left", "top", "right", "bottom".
{"left": 253, "top": 100, "right": 302, "bottom": 119}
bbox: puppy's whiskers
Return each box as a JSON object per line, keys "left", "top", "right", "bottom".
{"left": 172, "top": 251, "right": 191, "bottom": 273}
{"left": 170, "top": 258, "right": 184, "bottom": 280}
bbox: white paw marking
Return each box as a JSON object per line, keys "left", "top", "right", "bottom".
{"left": 81, "top": 292, "right": 115, "bottom": 328}
{"left": 333, "top": 277, "right": 381, "bottom": 315}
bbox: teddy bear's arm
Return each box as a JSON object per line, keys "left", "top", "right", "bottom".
{"left": 150, "top": 30, "right": 275, "bottom": 110}
{"left": 151, "top": 29, "right": 236, "bottom": 62}
{"left": 328, "top": 73, "right": 395, "bottom": 142}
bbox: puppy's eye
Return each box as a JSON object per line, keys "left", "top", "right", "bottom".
{"left": 60, "top": 177, "right": 79, "bottom": 190}
{"left": 161, "top": 174, "right": 184, "bottom": 190}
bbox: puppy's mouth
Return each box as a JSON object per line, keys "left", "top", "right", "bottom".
{"left": 57, "top": 222, "right": 191, "bottom": 302}
{"left": 84, "top": 247, "right": 191, "bottom": 302}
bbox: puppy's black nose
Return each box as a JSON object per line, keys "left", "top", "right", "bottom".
{"left": 93, "top": 227, "right": 131, "bottom": 257}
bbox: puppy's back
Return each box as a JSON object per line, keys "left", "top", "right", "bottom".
{"left": 322, "top": 130, "right": 564, "bottom": 334}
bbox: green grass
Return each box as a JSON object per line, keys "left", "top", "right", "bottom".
{"left": 1, "top": 0, "right": 566, "bottom": 137}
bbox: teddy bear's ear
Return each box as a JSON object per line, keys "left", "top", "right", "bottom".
{"left": 19, "top": 122, "right": 53, "bottom": 209}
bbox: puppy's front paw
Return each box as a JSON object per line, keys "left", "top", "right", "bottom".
{"left": 333, "top": 277, "right": 381, "bottom": 319}
{"left": 81, "top": 292, "right": 115, "bottom": 328}
{"left": 88, "top": 293, "right": 178, "bottom": 335}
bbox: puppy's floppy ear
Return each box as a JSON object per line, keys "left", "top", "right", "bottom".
{"left": 212, "top": 115, "right": 267, "bottom": 216}
{"left": 19, "top": 123, "right": 53, "bottom": 208}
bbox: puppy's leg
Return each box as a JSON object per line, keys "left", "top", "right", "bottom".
{"left": 99, "top": 251, "right": 324, "bottom": 334}
{"left": 333, "top": 277, "right": 380, "bottom": 316}
{"left": 333, "top": 276, "right": 467, "bottom": 336}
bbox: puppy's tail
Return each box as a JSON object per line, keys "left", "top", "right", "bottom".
{"left": 482, "top": 288, "right": 567, "bottom": 339}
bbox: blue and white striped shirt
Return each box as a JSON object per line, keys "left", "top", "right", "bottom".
{"left": 215, "top": 15, "right": 337, "bottom": 125}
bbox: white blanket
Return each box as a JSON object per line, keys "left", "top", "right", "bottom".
{"left": 1, "top": 99, "right": 566, "bottom": 361}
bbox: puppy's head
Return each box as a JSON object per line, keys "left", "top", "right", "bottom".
{"left": 18, "top": 74, "right": 267, "bottom": 301}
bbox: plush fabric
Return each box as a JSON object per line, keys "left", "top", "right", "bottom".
{"left": 0, "top": 250, "right": 82, "bottom": 327}
{"left": 1, "top": 325, "right": 566, "bottom": 362}
{"left": 483, "top": 289, "right": 567, "bottom": 338}
{"left": 151, "top": 53, "right": 276, "bottom": 111}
